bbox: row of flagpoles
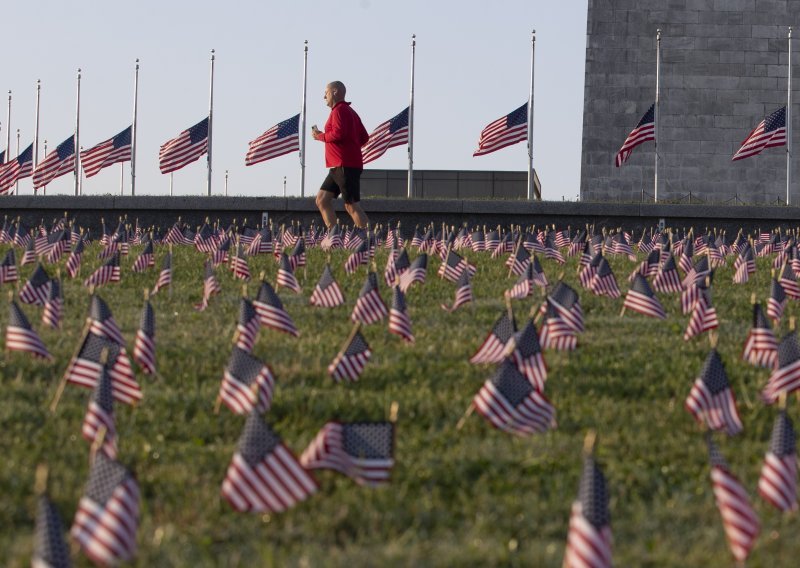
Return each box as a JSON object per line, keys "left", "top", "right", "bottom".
{"left": 0, "top": 32, "right": 540, "bottom": 200}
{"left": 618, "top": 28, "right": 794, "bottom": 205}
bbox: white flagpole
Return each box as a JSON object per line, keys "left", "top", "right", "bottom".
{"left": 207, "top": 50, "right": 215, "bottom": 197}
{"left": 408, "top": 34, "right": 416, "bottom": 199}
{"left": 788, "top": 27, "right": 793, "bottom": 206}
{"left": 5, "top": 91, "right": 10, "bottom": 165}
{"left": 300, "top": 40, "right": 308, "bottom": 198}
{"left": 654, "top": 29, "right": 661, "bottom": 203}
{"left": 34, "top": 80, "right": 41, "bottom": 195}
{"left": 131, "top": 59, "right": 140, "bottom": 196}
{"left": 74, "top": 68, "right": 81, "bottom": 196}
{"left": 225, "top": 169, "right": 229, "bottom": 196}
{"left": 120, "top": 163, "right": 124, "bottom": 195}
{"left": 527, "top": 30, "right": 536, "bottom": 200}
{"left": 169, "top": 172, "right": 173, "bottom": 196}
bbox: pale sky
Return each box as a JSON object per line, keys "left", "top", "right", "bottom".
{"left": 2, "top": 0, "right": 589, "bottom": 201}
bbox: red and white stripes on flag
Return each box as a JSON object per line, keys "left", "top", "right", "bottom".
{"left": 762, "top": 331, "right": 800, "bottom": 404}
{"left": 563, "top": 455, "right": 612, "bottom": 568}
{"left": 81, "top": 126, "right": 132, "bottom": 177}
{"left": 6, "top": 300, "right": 52, "bottom": 360}
{"left": 615, "top": 103, "right": 654, "bottom": 167}
{"left": 219, "top": 347, "right": 275, "bottom": 415}
{"left": 309, "top": 264, "right": 345, "bottom": 308}
{"left": 253, "top": 280, "right": 300, "bottom": 337}
{"left": 685, "top": 350, "right": 743, "bottom": 436}
{"left": 732, "top": 106, "right": 787, "bottom": 161}
{"left": 328, "top": 330, "right": 372, "bottom": 383}
{"left": 470, "top": 311, "right": 516, "bottom": 364}
{"left": 159, "top": 117, "right": 209, "bottom": 174}
{"left": 32, "top": 136, "right": 75, "bottom": 189}
{"left": 362, "top": 107, "right": 409, "bottom": 164}
{"left": 245, "top": 114, "right": 300, "bottom": 165}
{"left": 473, "top": 103, "right": 527, "bottom": 157}
{"left": 133, "top": 301, "right": 156, "bottom": 375}
{"left": 758, "top": 411, "right": 797, "bottom": 512}
{"left": 221, "top": 413, "right": 317, "bottom": 513}
{"left": 742, "top": 303, "right": 779, "bottom": 369}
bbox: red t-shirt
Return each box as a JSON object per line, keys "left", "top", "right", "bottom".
{"left": 319, "top": 101, "right": 370, "bottom": 168}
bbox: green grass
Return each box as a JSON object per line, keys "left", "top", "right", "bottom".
{"left": 0, "top": 240, "right": 797, "bottom": 567}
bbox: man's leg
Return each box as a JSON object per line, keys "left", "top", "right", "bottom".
{"left": 344, "top": 202, "right": 369, "bottom": 229}
{"left": 315, "top": 189, "right": 337, "bottom": 228}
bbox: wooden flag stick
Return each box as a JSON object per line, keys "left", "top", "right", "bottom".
{"left": 442, "top": 243, "right": 452, "bottom": 280}
{"left": 34, "top": 463, "right": 49, "bottom": 496}
{"left": 507, "top": 238, "right": 521, "bottom": 279}
{"left": 49, "top": 319, "right": 92, "bottom": 413}
{"left": 709, "top": 330, "right": 719, "bottom": 349}
{"left": 89, "top": 425, "right": 108, "bottom": 465}
{"left": 456, "top": 402, "right": 475, "bottom": 430}
{"left": 213, "top": 395, "right": 222, "bottom": 415}
{"left": 389, "top": 401, "right": 399, "bottom": 423}
{"left": 583, "top": 430, "right": 597, "bottom": 456}
{"left": 168, "top": 244, "right": 174, "bottom": 299}
{"left": 250, "top": 381, "right": 261, "bottom": 409}
{"left": 619, "top": 305, "right": 626, "bottom": 318}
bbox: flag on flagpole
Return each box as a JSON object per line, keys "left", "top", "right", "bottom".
{"left": 623, "top": 274, "right": 666, "bottom": 319}
{"left": 71, "top": 453, "right": 140, "bottom": 566}
{"left": 0, "top": 249, "right": 18, "bottom": 283}
{"left": 235, "top": 298, "right": 261, "bottom": 353}
{"left": 732, "top": 106, "right": 787, "bottom": 161}
{"left": 362, "top": 107, "right": 410, "bottom": 164}
{"left": 151, "top": 252, "right": 173, "bottom": 294}
{"left": 615, "top": 103, "right": 655, "bottom": 167}
{"left": 88, "top": 294, "right": 126, "bottom": 346}
{"left": 159, "top": 117, "right": 209, "bottom": 174}
{"left": 510, "top": 320, "right": 548, "bottom": 392}
{"left": 81, "top": 126, "right": 132, "bottom": 177}
{"left": 441, "top": 270, "right": 473, "bottom": 312}
{"left": 473, "top": 104, "right": 527, "bottom": 157}
{"left": 351, "top": 272, "right": 389, "bottom": 325}
{"left": 32, "top": 136, "right": 75, "bottom": 189}
{"left": 221, "top": 412, "right": 317, "bottom": 513}
{"left": 0, "top": 143, "right": 33, "bottom": 195}
{"left": 194, "top": 260, "right": 222, "bottom": 311}
{"left": 300, "top": 422, "right": 395, "bottom": 486}
{"left": 83, "top": 252, "right": 121, "bottom": 288}
{"left": 42, "top": 278, "right": 63, "bottom": 329}
{"left": 245, "top": 114, "right": 300, "bottom": 165}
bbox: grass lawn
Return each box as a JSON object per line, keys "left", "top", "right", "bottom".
{"left": 0, "top": 236, "right": 796, "bottom": 567}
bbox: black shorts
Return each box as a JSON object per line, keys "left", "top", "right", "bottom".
{"left": 320, "top": 167, "right": 363, "bottom": 204}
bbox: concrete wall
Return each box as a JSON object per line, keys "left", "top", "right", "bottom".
{"left": 2, "top": 195, "right": 798, "bottom": 237}
{"left": 361, "top": 169, "right": 539, "bottom": 199}
{"left": 581, "top": 0, "right": 799, "bottom": 204}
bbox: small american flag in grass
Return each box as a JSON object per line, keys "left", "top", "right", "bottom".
{"left": 254, "top": 279, "right": 299, "bottom": 337}
{"left": 151, "top": 251, "right": 173, "bottom": 294}
{"left": 328, "top": 329, "right": 372, "bottom": 383}
{"left": 623, "top": 274, "right": 666, "bottom": 319}
{"left": 758, "top": 410, "right": 797, "bottom": 512}
{"left": 219, "top": 347, "right": 275, "bottom": 415}
{"left": 6, "top": 299, "right": 51, "bottom": 360}
{"left": 762, "top": 331, "right": 800, "bottom": 404}
{"left": 352, "top": 272, "right": 389, "bottom": 325}
{"left": 33, "top": 495, "right": 71, "bottom": 568}
{"left": 81, "top": 368, "right": 118, "bottom": 459}
{"left": 89, "top": 294, "right": 126, "bottom": 347}
{"left": 310, "top": 264, "right": 345, "bottom": 308}
{"left": 133, "top": 300, "right": 156, "bottom": 375}
{"left": 742, "top": 302, "right": 778, "bottom": 369}
{"left": 301, "top": 421, "right": 395, "bottom": 486}
{"left": 0, "top": 249, "right": 18, "bottom": 283}
{"left": 84, "top": 252, "right": 121, "bottom": 288}
{"left": 563, "top": 453, "right": 612, "bottom": 568}
{"left": 685, "top": 350, "right": 742, "bottom": 436}
{"left": 470, "top": 311, "right": 517, "bottom": 365}
{"left": 65, "top": 332, "right": 142, "bottom": 406}
{"left": 20, "top": 264, "right": 52, "bottom": 306}
{"left": 388, "top": 285, "right": 414, "bottom": 343}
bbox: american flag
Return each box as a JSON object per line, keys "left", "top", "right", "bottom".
{"left": 388, "top": 285, "right": 414, "bottom": 343}
{"left": 684, "top": 287, "right": 719, "bottom": 341}
{"left": 310, "top": 264, "right": 345, "bottom": 308}
{"left": 441, "top": 270, "right": 473, "bottom": 312}
{"left": 398, "top": 253, "right": 427, "bottom": 293}
{"left": 629, "top": 248, "right": 661, "bottom": 281}
{"left": 762, "top": 331, "right": 800, "bottom": 404}
{"left": 42, "top": 278, "right": 63, "bottom": 329}
{"left": 615, "top": 103, "right": 655, "bottom": 167}
{"left": 89, "top": 294, "right": 126, "bottom": 346}
{"left": 300, "top": 422, "right": 395, "bottom": 486}
{"left": 685, "top": 350, "right": 743, "bottom": 435}
{"left": 33, "top": 495, "right": 71, "bottom": 568}
{"left": 733, "top": 245, "right": 755, "bottom": 284}
{"left": 211, "top": 237, "right": 231, "bottom": 267}
{"left": 247, "top": 225, "right": 273, "bottom": 255}
{"left": 81, "top": 368, "right": 118, "bottom": 459}
{"left": 682, "top": 256, "right": 711, "bottom": 290}
{"left": 235, "top": 298, "right": 261, "bottom": 353}
{"left": 623, "top": 274, "right": 666, "bottom": 319}
{"left": 231, "top": 245, "right": 251, "bottom": 281}
{"left": 579, "top": 252, "right": 601, "bottom": 289}
{"left": 65, "top": 331, "right": 142, "bottom": 405}
{"left": 131, "top": 240, "right": 155, "bottom": 273}
{"left": 539, "top": 302, "right": 578, "bottom": 351}
{"left": 385, "top": 247, "right": 410, "bottom": 286}
{"left": 504, "top": 244, "right": 530, "bottom": 277}
{"left": 732, "top": 106, "right": 786, "bottom": 161}
{"left": 511, "top": 320, "right": 548, "bottom": 392}
{"left": 344, "top": 239, "right": 370, "bottom": 274}
{"left": 543, "top": 235, "right": 566, "bottom": 264}
{"left": 5, "top": 299, "right": 51, "bottom": 360}
{"left": 245, "top": 114, "right": 299, "bottom": 165}
{"left": 84, "top": 252, "right": 121, "bottom": 288}
{"left": 470, "top": 229, "right": 486, "bottom": 252}
{"left": 219, "top": 347, "right": 275, "bottom": 415}
{"left": 652, "top": 254, "right": 683, "bottom": 293}
{"left": 194, "top": 261, "right": 222, "bottom": 311}
{"left": 71, "top": 452, "right": 140, "bottom": 566}
{"left": 505, "top": 264, "right": 535, "bottom": 300}
{"left": 758, "top": 411, "right": 797, "bottom": 512}
{"left": 767, "top": 277, "right": 787, "bottom": 323}
{"left": 743, "top": 302, "right": 779, "bottom": 369}
{"left": 0, "top": 249, "right": 18, "bottom": 283}
{"left": 151, "top": 252, "right": 173, "bottom": 294}
{"left": 221, "top": 412, "right": 317, "bottom": 512}
{"left": 254, "top": 280, "right": 299, "bottom": 337}
{"left": 159, "top": 117, "right": 209, "bottom": 174}
{"left": 351, "top": 272, "right": 389, "bottom": 325}
{"left": 21, "top": 236, "right": 37, "bottom": 265}
{"left": 20, "top": 264, "right": 52, "bottom": 306}
{"left": 66, "top": 237, "right": 85, "bottom": 279}
{"left": 133, "top": 300, "right": 156, "bottom": 375}
{"left": 707, "top": 435, "right": 760, "bottom": 564}
{"left": 362, "top": 107, "right": 409, "bottom": 164}
{"left": 45, "top": 229, "right": 70, "bottom": 263}
{"left": 678, "top": 239, "right": 694, "bottom": 274}
{"left": 81, "top": 125, "right": 132, "bottom": 177}
{"left": 563, "top": 454, "right": 613, "bottom": 568}
{"left": 779, "top": 262, "right": 800, "bottom": 299}
{"left": 472, "top": 358, "right": 556, "bottom": 436}
{"left": 328, "top": 329, "right": 372, "bottom": 383}
{"left": 589, "top": 258, "right": 620, "bottom": 299}
{"left": 0, "top": 143, "right": 33, "bottom": 195}
{"left": 276, "top": 253, "right": 301, "bottom": 294}
{"left": 473, "top": 103, "right": 527, "bottom": 157}
{"left": 194, "top": 223, "right": 218, "bottom": 253}
{"left": 32, "top": 135, "right": 75, "bottom": 189}
{"left": 470, "top": 311, "right": 517, "bottom": 364}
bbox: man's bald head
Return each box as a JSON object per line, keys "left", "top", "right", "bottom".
{"left": 324, "top": 81, "right": 346, "bottom": 108}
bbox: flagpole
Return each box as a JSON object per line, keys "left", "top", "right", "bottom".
{"left": 74, "top": 68, "right": 81, "bottom": 196}
{"left": 120, "top": 163, "right": 124, "bottom": 195}
{"left": 654, "top": 29, "right": 661, "bottom": 203}
{"left": 131, "top": 59, "right": 139, "bottom": 197}
{"left": 207, "top": 50, "right": 215, "bottom": 197}
{"left": 787, "top": 26, "right": 793, "bottom": 206}
{"left": 15, "top": 129, "right": 20, "bottom": 195}
{"left": 527, "top": 30, "right": 536, "bottom": 200}
{"left": 33, "top": 80, "right": 41, "bottom": 196}
{"left": 300, "top": 40, "right": 308, "bottom": 198}
{"left": 42, "top": 139, "right": 47, "bottom": 194}
{"left": 169, "top": 172, "right": 173, "bottom": 196}
{"left": 408, "top": 34, "right": 416, "bottom": 199}
{"left": 5, "top": 91, "right": 10, "bottom": 165}
{"left": 224, "top": 169, "right": 229, "bottom": 197}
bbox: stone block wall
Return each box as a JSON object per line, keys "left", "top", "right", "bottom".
{"left": 581, "top": 0, "right": 799, "bottom": 203}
